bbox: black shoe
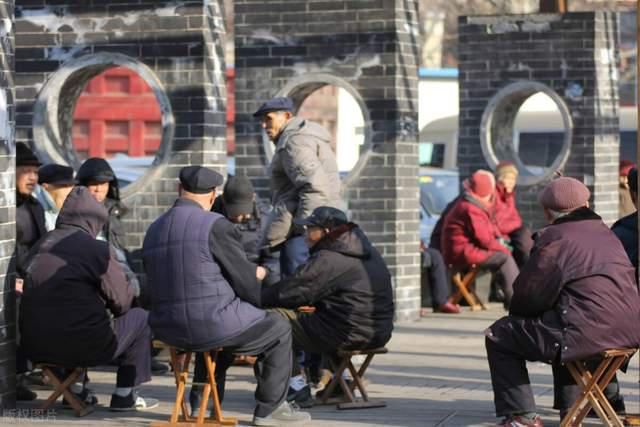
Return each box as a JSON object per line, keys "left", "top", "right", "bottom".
{"left": 16, "top": 384, "right": 37, "bottom": 401}
{"left": 286, "top": 385, "right": 314, "bottom": 408}
{"left": 315, "top": 382, "right": 348, "bottom": 400}
{"left": 62, "top": 388, "right": 98, "bottom": 407}
{"left": 151, "top": 358, "right": 169, "bottom": 375}
{"left": 109, "top": 390, "right": 159, "bottom": 411}
{"left": 22, "top": 371, "right": 50, "bottom": 390}
{"left": 189, "top": 388, "right": 211, "bottom": 418}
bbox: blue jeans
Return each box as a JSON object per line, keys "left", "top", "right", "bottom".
{"left": 279, "top": 236, "right": 309, "bottom": 278}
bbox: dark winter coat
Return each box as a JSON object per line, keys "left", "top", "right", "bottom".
{"left": 143, "top": 198, "right": 265, "bottom": 351}
{"left": 19, "top": 187, "right": 135, "bottom": 366}
{"left": 489, "top": 208, "right": 640, "bottom": 363}
{"left": 440, "top": 193, "right": 508, "bottom": 267}
{"left": 262, "top": 224, "right": 394, "bottom": 351}
{"left": 16, "top": 193, "right": 46, "bottom": 277}
{"left": 611, "top": 211, "right": 638, "bottom": 274}
{"left": 494, "top": 184, "right": 522, "bottom": 236}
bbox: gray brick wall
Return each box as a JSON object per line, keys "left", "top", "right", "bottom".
{"left": 14, "top": 1, "right": 227, "bottom": 270}
{"left": 0, "top": 0, "right": 14, "bottom": 408}
{"left": 234, "top": 0, "right": 421, "bottom": 320}
{"left": 458, "top": 12, "right": 620, "bottom": 229}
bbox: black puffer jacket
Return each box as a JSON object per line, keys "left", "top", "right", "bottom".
{"left": 262, "top": 224, "right": 394, "bottom": 351}
{"left": 19, "top": 187, "right": 135, "bottom": 366}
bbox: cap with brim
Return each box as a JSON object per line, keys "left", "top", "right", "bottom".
{"left": 179, "top": 165, "right": 224, "bottom": 194}
{"left": 38, "top": 164, "right": 76, "bottom": 186}
{"left": 253, "top": 97, "right": 294, "bottom": 117}
{"left": 294, "top": 206, "right": 348, "bottom": 229}
{"left": 16, "top": 142, "right": 42, "bottom": 167}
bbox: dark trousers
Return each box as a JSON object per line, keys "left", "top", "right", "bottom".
{"left": 279, "top": 236, "right": 309, "bottom": 278}
{"left": 112, "top": 307, "right": 152, "bottom": 388}
{"left": 193, "top": 312, "right": 292, "bottom": 418}
{"left": 480, "top": 252, "right": 518, "bottom": 307}
{"left": 422, "top": 248, "right": 450, "bottom": 307}
{"left": 485, "top": 318, "right": 622, "bottom": 417}
{"left": 509, "top": 226, "right": 533, "bottom": 268}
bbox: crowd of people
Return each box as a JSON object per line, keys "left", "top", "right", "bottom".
{"left": 13, "top": 94, "right": 640, "bottom": 427}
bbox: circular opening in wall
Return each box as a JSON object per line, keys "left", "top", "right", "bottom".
{"left": 480, "top": 81, "right": 573, "bottom": 186}
{"left": 33, "top": 53, "right": 174, "bottom": 198}
{"left": 262, "top": 74, "right": 371, "bottom": 184}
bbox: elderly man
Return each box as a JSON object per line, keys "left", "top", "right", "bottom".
{"left": 253, "top": 97, "right": 341, "bottom": 277}
{"left": 143, "top": 166, "right": 310, "bottom": 426}
{"left": 262, "top": 206, "right": 395, "bottom": 405}
{"left": 34, "top": 164, "right": 76, "bottom": 231}
{"left": 485, "top": 177, "right": 640, "bottom": 427}
{"left": 20, "top": 187, "right": 157, "bottom": 411}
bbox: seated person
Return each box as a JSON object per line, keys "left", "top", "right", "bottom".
{"left": 493, "top": 162, "right": 533, "bottom": 268}
{"left": 441, "top": 170, "right": 518, "bottom": 308}
{"left": 34, "top": 164, "right": 75, "bottom": 231}
{"left": 19, "top": 187, "right": 157, "bottom": 411}
{"left": 619, "top": 160, "right": 636, "bottom": 217}
{"left": 421, "top": 246, "right": 460, "bottom": 315}
{"left": 261, "top": 207, "right": 394, "bottom": 403}
{"left": 142, "top": 166, "right": 310, "bottom": 426}
{"left": 212, "top": 175, "right": 280, "bottom": 285}
{"left": 486, "top": 177, "right": 640, "bottom": 427}
{"left": 612, "top": 167, "right": 638, "bottom": 275}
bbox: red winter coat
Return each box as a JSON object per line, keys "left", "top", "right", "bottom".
{"left": 440, "top": 194, "right": 509, "bottom": 267}
{"left": 494, "top": 184, "right": 522, "bottom": 236}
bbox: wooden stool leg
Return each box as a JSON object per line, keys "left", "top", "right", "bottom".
{"left": 338, "top": 354, "right": 386, "bottom": 410}
{"left": 204, "top": 351, "right": 237, "bottom": 426}
{"left": 169, "top": 348, "right": 192, "bottom": 424}
{"left": 40, "top": 367, "right": 92, "bottom": 417}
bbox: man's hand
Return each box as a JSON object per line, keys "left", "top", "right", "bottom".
{"left": 15, "top": 278, "right": 23, "bottom": 295}
{"left": 256, "top": 266, "right": 267, "bottom": 281}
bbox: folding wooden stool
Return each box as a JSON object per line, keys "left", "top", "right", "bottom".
{"left": 38, "top": 364, "right": 93, "bottom": 417}
{"left": 317, "top": 347, "right": 387, "bottom": 410}
{"left": 448, "top": 265, "right": 486, "bottom": 311}
{"left": 560, "top": 348, "right": 637, "bottom": 427}
{"left": 151, "top": 347, "right": 237, "bottom": 427}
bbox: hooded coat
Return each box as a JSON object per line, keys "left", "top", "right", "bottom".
{"left": 262, "top": 117, "right": 342, "bottom": 249}
{"left": 262, "top": 224, "right": 394, "bottom": 351}
{"left": 19, "top": 187, "right": 135, "bottom": 366}
{"left": 76, "top": 158, "right": 129, "bottom": 253}
{"left": 440, "top": 193, "right": 509, "bottom": 267}
{"left": 488, "top": 208, "right": 640, "bottom": 363}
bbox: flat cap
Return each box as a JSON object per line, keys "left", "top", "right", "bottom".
{"left": 179, "top": 166, "right": 223, "bottom": 194}
{"left": 294, "top": 206, "right": 348, "bottom": 229}
{"left": 253, "top": 97, "right": 294, "bottom": 117}
{"left": 38, "top": 164, "right": 76, "bottom": 186}
{"left": 16, "top": 142, "right": 41, "bottom": 167}
{"left": 538, "top": 177, "right": 590, "bottom": 212}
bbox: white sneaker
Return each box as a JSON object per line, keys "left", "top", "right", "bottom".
{"left": 253, "top": 401, "right": 311, "bottom": 426}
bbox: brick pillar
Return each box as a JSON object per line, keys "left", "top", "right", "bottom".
{"left": 0, "top": 0, "right": 15, "bottom": 408}
{"left": 458, "top": 12, "right": 620, "bottom": 229}
{"left": 234, "top": 0, "right": 421, "bottom": 320}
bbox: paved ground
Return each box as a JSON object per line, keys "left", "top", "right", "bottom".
{"left": 6, "top": 304, "right": 639, "bottom": 426}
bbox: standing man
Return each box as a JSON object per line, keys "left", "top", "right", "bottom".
{"left": 15, "top": 142, "right": 45, "bottom": 401}
{"left": 254, "top": 97, "right": 341, "bottom": 277}
{"left": 143, "top": 166, "right": 310, "bottom": 426}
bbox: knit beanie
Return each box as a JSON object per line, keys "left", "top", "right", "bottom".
{"left": 620, "top": 160, "right": 635, "bottom": 177}
{"left": 463, "top": 170, "right": 495, "bottom": 198}
{"left": 496, "top": 161, "right": 518, "bottom": 179}
{"left": 538, "top": 177, "right": 590, "bottom": 212}
{"left": 222, "top": 176, "right": 255, "bottom": 218}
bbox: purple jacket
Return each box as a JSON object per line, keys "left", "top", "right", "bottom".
{"left": 500, "top": 207, "right": 640, "bottom": 362}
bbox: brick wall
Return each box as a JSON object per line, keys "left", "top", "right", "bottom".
{"left": 0, "top": 0, "right": 14, "bottom": 408}
{"left": 234, "top": 0, "right": 421, "bottom": 320}
{"left": 458, "top": 12, "right": 620, "bottom": 229}
{"left": 14, "top": 1, "right": 227, "bottom": 262}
